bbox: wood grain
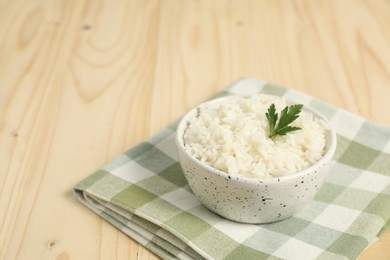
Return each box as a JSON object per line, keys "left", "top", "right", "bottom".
{"left": 0, "top": 0, "right": 389, "bottom": 259}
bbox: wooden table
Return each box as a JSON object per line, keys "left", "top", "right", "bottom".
{"left": 1, "top": 0, "right": 389, "bottom": 259}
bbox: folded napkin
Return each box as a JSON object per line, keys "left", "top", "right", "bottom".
{"left": 74, "top": 78, "right": 390, "bottom": 260}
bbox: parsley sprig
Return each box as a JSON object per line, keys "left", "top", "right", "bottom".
{"left": 265, "top": 103, "right": 303, "bottom": 138}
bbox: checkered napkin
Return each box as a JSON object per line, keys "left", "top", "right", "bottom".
{"left": 74, "top": 78, "right": 390, "bottom": 260}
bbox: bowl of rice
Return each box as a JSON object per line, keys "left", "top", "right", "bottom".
{"left": 176, "top": 94, "right": 337, "bottom": 224}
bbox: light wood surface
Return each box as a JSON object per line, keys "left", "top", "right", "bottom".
{"left": 1, "top": 0, "right": 389, "bottom": 259}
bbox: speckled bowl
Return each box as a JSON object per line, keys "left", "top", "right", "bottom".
{"left": 176, "top": 95, "right": 337, "bottom": 224}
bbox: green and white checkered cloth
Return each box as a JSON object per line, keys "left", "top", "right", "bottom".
{"left": 74, "top": 78, "right": 390, "bottom": 260}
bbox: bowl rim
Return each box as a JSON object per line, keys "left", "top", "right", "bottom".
{"left": 176, "top": 94, "right": 337, "bottom": 184}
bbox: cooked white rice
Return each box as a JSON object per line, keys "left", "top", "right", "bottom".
{"left": 183, "top": 94, "right": 327, "bottom": 179}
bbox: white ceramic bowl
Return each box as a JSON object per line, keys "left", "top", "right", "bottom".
{"left": 176, "top": 95, "right": 337, "bottom": 224}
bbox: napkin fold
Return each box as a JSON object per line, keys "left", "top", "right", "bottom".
{"left": 74, "top": 78, "right": 390, "bottom": 260}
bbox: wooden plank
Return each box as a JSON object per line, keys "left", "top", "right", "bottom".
{"left": 0, "top": 0, "right": 389, "bottom": 259}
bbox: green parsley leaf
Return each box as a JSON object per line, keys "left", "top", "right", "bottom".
{"left": 266, "top": 103, "right": 303, "bottom": 138}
